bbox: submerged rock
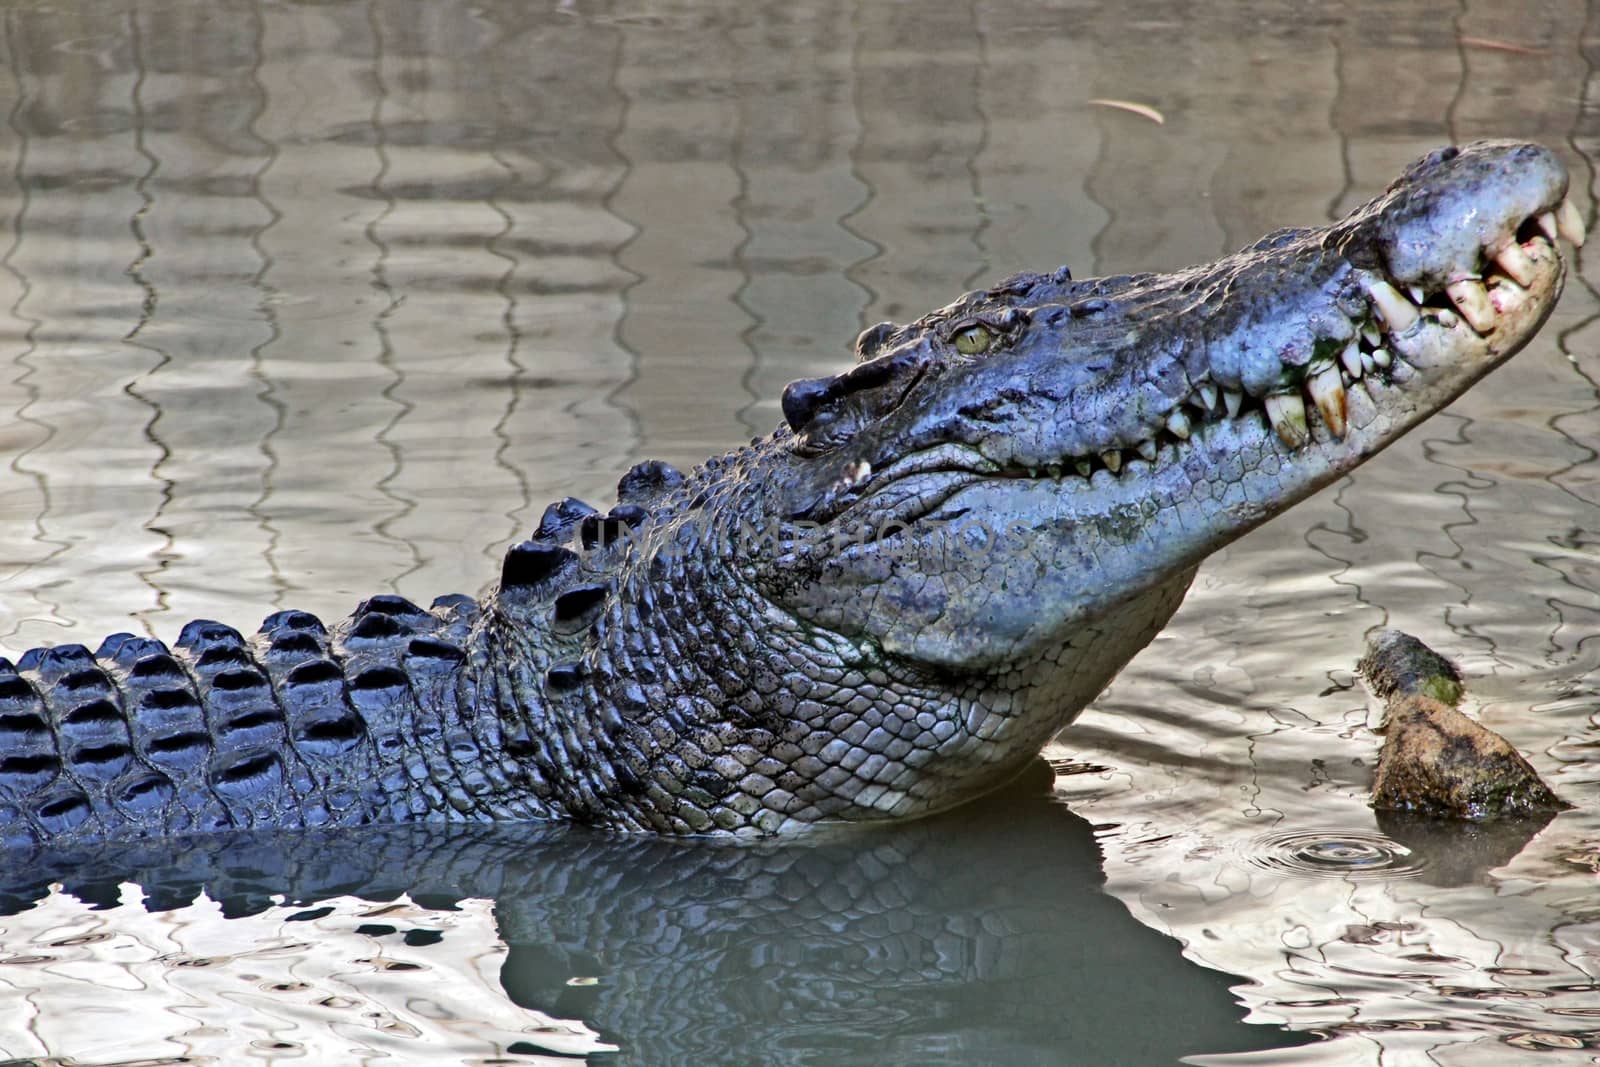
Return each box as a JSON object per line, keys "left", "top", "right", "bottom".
{"left": 1357, "top": 630, "right": 1569, "bottom": 820}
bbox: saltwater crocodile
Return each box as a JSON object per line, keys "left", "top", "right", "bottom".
{"left": 0, "top": 140, "right": 1580, "bottom": 847}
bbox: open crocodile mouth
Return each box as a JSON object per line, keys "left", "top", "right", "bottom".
{"left": 822, "top": 191, "right": 1582, "bottom": 537}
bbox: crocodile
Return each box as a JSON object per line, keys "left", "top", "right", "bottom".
{"left": 0, "top": 140, "right": 1580, "bottom": 848}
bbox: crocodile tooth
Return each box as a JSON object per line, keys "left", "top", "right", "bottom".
{"left": 1046, "top": 463, "right": 1063, "bottom": 480}
{"left": 1306, "top": 363, "right": 1347, "bottom": 439}
{"left": 1100, "top": 450, "right": 1122, "bottom": 473}
{"left": 1340, "top": 340, "right": 1363, "bottom": 380}
{"left": 1557, "top": 198, "right": 1587, "bottom": 246}
{"left": 1444, "top": 277, "right": 1495, "bottom": 333}
{"left": 1346, "top": 379, "right": 1377, "bottom": 430}
{"left": 1360, "top": 320, "right": 1381, "bottom": 347}
{"left": 1074, "top": 458, "right": 1092, "bottom": 477}
{"left": 1489, "top": 276, "right": 1527, "bottom": 315}
{"left": 1371, "top": 347, "right": 1392, "bottom": 368}
{"left": 1199, "top": 382, "right": 1218, "bottom": 411}
{"left": 1137, "top": 439, "right": 1158, "bottom": 462}
{"left": 1433, "top": 307, "right": 1459, "bottom": 329}
{"left": 1360, "top": 349, "right": 1376, "bottom": 375}
{"left": 1493, "top": 241, "right": 1538, "bottom": 287}
{"left": 1166, "top": 409, "right": 1192, "bottom": 440}
{"left": 1537, "top": 210, "right": 1559, "bottom": 242}
{"left": 1223, "top": 389, "right": 1243, "bottom": 418}
{"left": 1408, "top": 285, "right": 1426, "bottom": 305}
{"left": 1264, "top": 393, "right": 1309, "bottom": 449}
{"left": 1362, "top": 277, "right": 1419, "bottom": 332}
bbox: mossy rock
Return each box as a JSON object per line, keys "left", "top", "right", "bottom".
{"left": 1358, "top": 630, "right": 1568, "bottom": 820}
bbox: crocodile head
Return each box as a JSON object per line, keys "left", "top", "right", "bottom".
{"left": 768, "top": 141, "right": 1572, "bottom": 671}
{"left": 502, "top": 141, "right": 1576, "bottom": 832}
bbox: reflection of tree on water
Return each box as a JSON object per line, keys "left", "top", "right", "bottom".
{"left": 1, "top": 764, "right": 1306, "bottom": 1066}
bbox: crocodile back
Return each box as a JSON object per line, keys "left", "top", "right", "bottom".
{"left": 0, "top": 593, "right": 500, "bottom": 848}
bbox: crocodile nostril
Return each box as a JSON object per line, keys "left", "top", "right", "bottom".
{"left": 781, "top": 375, "right": 841, "bottom": 433}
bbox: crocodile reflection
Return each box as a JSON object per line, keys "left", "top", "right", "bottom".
{"left": 2, "top": 764, "right": 1308, "bottom": 1065}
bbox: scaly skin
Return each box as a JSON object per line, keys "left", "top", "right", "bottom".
{"left": 0, "top": 141, "right": 1578, "bottom": 846}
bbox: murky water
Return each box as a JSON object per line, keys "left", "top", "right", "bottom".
{"left": 0, "top": 0, "right": 1598, "bottom": 1063}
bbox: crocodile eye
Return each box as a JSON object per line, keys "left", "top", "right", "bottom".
{"left": 952, "top": 324, "right": 994, "bottom": 355}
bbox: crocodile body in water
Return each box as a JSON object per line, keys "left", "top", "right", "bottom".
{"left": 0, "top": 141, "right": 1581, "bottom": 847}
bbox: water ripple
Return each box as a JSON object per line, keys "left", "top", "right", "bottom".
{"left": 1242, "top": 828, "right": 1426, "bottom": 879}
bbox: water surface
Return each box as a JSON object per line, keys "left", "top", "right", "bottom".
{"left": 1, "top": 1, "right": 1599, "bottom": 1063}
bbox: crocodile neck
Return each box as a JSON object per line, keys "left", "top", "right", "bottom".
{"left": 477, "top": 479, "right": 1198, "bottom": 832}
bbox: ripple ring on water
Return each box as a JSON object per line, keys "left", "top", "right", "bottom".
{"left": 1241, "top": 828, "right": 1426, "bottom": 879}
